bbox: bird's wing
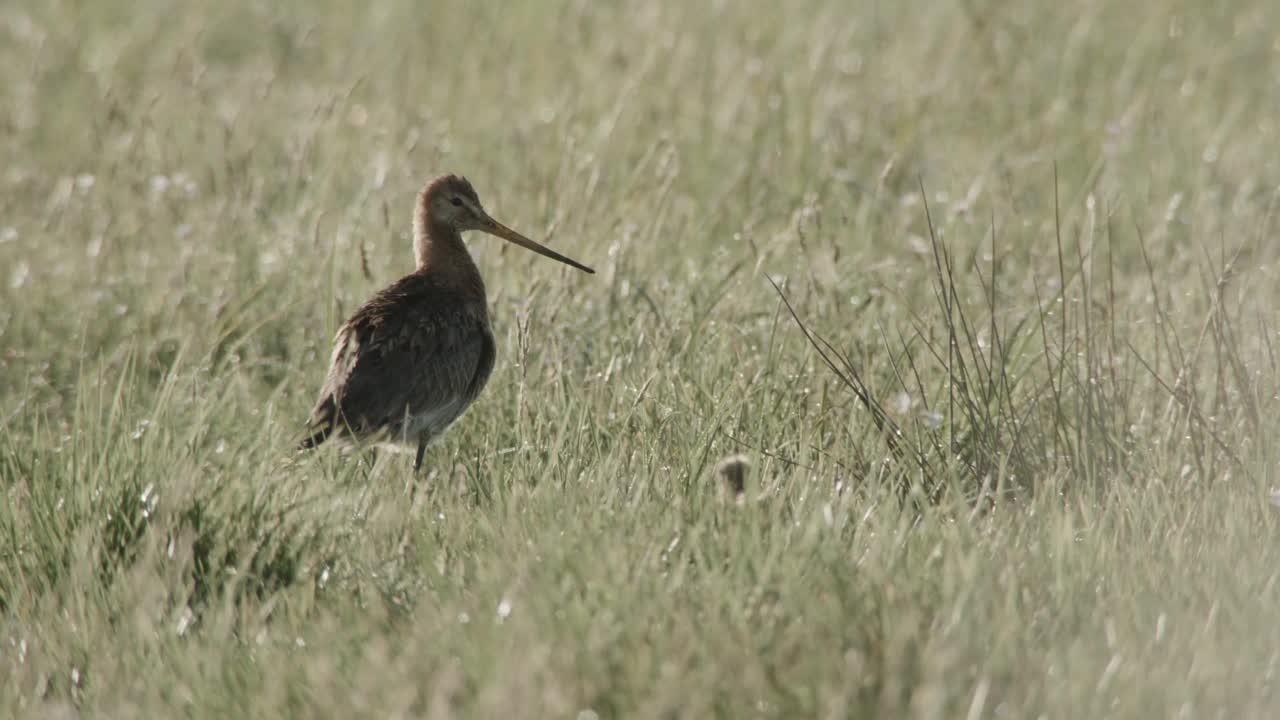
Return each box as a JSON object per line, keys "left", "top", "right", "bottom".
{"left": 302, "top": 279, "right": 494, "bottom": 447}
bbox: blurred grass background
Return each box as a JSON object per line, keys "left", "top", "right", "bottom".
{"left": 2, "top": 0, "right": 1280, "bottom": 717}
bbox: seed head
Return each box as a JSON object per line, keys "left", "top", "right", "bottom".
{"left": 714, "top": 454, "right": 751, "bottom": 505}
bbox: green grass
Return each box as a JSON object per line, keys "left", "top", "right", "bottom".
{"left": 3, "top": 0, "right": 1280, "bottom": 716}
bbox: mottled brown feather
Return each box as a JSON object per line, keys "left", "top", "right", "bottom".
{"left": 301, "top": 272, "right": 495, "bottom": 450}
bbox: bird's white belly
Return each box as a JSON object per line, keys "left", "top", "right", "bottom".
{"left": 378, "top": 396, "right": 468, "bottom": 451}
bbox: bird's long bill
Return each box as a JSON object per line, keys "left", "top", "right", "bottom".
{"left": 481, "top": 216, "right": 595, "bottom": 274}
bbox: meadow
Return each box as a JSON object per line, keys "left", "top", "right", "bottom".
{"left": 3, "top": 0, "right": 1280, "bottom": 717}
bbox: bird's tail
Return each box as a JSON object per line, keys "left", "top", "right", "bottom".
{"left": 298, "top": 426, "right": 330, "bottom": 450}
{"left": 298, "top": 397, "right": 337, "bottom": 450}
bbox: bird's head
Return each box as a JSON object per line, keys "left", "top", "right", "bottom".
{"left": 418, "top": 174, "right": 594, "bottom": 274}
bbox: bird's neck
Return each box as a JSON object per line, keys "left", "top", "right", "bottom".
{"left": 413, "top": 215, "right": 484, "bottom": 294}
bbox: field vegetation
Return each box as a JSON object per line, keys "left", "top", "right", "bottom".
{"left": 3, "top": 0, "right": 1280, "bottom": 716}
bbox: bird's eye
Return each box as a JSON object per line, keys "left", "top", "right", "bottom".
{"left": 450, "top": 197, "right": 463, "bottom": 207}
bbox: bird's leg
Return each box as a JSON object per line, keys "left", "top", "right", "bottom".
{"left": 407, "top": 433, "right": 430, "bottom": 510}
{"left": 413, "top": 434, "right": 428, "bottom": 474}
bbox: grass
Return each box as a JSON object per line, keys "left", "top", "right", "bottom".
{"left": 3, "top": 0, "right": 1280, "bottom": 716}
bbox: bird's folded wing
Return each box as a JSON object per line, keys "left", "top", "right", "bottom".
{"left": 304, "top": 290, "right": 493, "bottom": 444}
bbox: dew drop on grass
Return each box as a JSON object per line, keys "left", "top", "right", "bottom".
{"left": 173, "top": 172, "right": 198, "bottom": 197}
{"left": 140, "top": 483, "right": 156, "bottom": 517}
{"left": 9, "top": 261, "right": 30, "bottom": 289}
{"left": 890, "top": 392, "right": 912, "bottom": 415}
{"left": 176, "top": 608, "right": 194, "bottom": 637}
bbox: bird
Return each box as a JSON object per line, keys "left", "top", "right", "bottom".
{"left": 299, "top": 174, "right": 594, "bottom": 473}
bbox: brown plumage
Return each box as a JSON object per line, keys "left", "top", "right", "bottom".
{"left": 300, "top": 174, "right": 593, "bottom": 472}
